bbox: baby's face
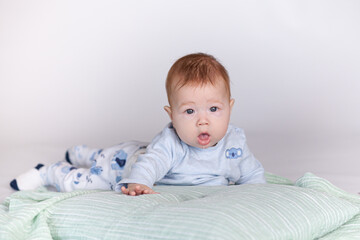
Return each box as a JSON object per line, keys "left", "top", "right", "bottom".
{"left": 165, "top": 78, "right": 234, "bottom": 149}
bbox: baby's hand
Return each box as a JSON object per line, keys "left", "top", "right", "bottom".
{"left": 121, "top": 183, "right": 157, "bottom": 196}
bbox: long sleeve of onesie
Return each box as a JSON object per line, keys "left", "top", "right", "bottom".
{"left": 235, "top": 141, "right": 266, "bottom": 184}
{"left": 118, "top": 125, "right": 178, "bottom": 188}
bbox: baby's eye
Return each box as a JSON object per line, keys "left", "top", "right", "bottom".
{"left": 210, "top": 107, "right": 218, "bottom": 112}
{"left": 186, "top": 109, "right": 194, "bottom": 114}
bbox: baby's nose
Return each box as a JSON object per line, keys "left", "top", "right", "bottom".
{"left": 197, "top": 112, "right": 209, "bottom": 126}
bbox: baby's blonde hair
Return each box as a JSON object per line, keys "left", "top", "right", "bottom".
{"left": 166, "top": 53, "right": 231, "bottom": 105}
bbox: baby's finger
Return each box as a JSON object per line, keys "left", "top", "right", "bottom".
{"left": 134, "top": 185, "right": 144, "bottom": 194}
{"left": 121, "top": 186, "right": 129, "bottom": 194}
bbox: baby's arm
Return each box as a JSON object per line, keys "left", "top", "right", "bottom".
{"left": 121, "top": 183, "right": 158, "bottom": 196}
{"left": 236, "top": 143, "right": 266, "bottom": 184}
{"left": 119, "top": 126, "right": 177, "bottom": 195}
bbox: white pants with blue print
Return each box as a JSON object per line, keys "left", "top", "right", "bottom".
{"left": 40, "top": 141, "right": 148, "bottom": 192}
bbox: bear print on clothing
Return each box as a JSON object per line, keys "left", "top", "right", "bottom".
{"left": 225, "top": 148, "right": 242, "bottom": 159}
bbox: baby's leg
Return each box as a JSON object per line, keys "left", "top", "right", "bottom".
{"left": 42, "top": 161, "right": 112, "bottom": 192}
{"left": 10, "top": 142, "right": 148, "bottom": 192}
{"left": 65, "top": 145, "right": 103, "bottom": 168}
{"left": 10, "top": 160, "right": 114, "bottom": 192}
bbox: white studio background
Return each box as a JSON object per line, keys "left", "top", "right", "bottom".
{"left": 0, "top": 0, "right": 359, "bottom": 186}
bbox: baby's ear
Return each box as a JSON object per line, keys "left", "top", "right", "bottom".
{"left": 164, "top": 106, "right": 172, "bottom": 120}
{"left": 230, "top": 99, "right": 235, "bottom": 110}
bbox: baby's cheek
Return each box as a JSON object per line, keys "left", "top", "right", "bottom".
{"left": 178, "top": 124, "right": 193, "bottom": 138}
{"left": 177, "top": 125, "right": 196, "bottom": 144}
{"left": 213, "top": 110, "right": 228, "bottom": 118}
{"left": 214, "top": 122, "right": 230, "bottom": 138}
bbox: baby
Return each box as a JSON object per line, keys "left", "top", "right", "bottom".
{"left": 10, "top": 53, "right": 266, "bottom": 195}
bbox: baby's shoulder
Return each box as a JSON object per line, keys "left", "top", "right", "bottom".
{"left": 226, "top": 124, "right": 246, "bottom": 139}
{"left": 221, "top": 125, "right": 248, "bottom": 149}
{"left": 148, "top": 123, "right": 182, "bottom": 149}
{"left": 159, "top": 123, "right": 180, "bottom": 141}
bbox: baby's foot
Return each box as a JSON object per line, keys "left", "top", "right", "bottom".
{"left": 10, "top": 164, "right": 45, "bottom": 191}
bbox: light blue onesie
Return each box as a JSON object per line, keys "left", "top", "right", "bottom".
{"left": 39, "top": 123, "right": 265, "bottom": 192}
{"left": 117, "top": 123, "right": 265, "bottom": 190}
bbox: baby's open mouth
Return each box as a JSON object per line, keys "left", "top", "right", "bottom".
{"left": 198, "top": 133, "right": 211, "bottom": 146}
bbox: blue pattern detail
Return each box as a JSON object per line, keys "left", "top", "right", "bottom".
{"left": 74, "top": 173, "right": 82, "bottom": 185}
{"left": 111, "top": 150, "right": 127, "bottom": 170}
{"left": 75, "top": 145, "right": 86, "bottom": 160}
{"left": 225, "top": 148, "right": 242, "bottom": 159}
{"left": 90, "top": 160, "right": 103, "bottom": 175}
{"left": 89, "top": 149, "right": 103, "bottom": 161}
{"left": 54, "top": 162, "right": 62, "bottom": 167}
{"left": 116, "top": 176, "right": 122, "bottom": 183}
{"left": 61, "top": 166, "right": 73, "bottom": 174}
{"left": 89, "top": 152, "right": 96, "bottom": 161}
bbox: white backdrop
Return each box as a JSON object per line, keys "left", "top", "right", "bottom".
{"left": 0, "top": 0, "right": 359, "bottom": 191}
